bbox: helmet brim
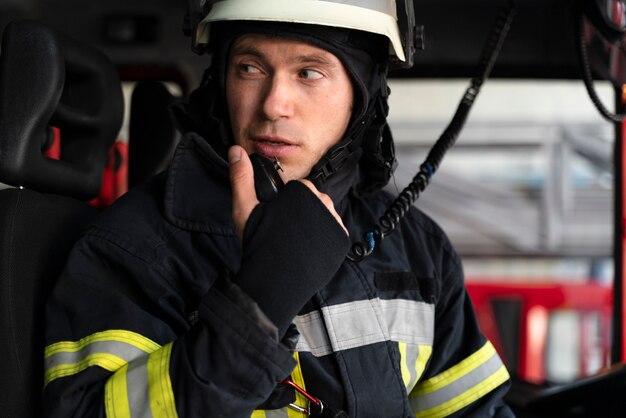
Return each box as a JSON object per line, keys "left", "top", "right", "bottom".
{"left": 197, "top": 0, "right": 406, "bottom": 62}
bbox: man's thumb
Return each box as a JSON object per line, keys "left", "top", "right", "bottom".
{"left": 228, "top": 146, "right": 258, "bottom": 241}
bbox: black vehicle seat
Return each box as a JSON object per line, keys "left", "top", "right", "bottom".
{"left": 0, "top": 20, "right": 123, "bottom": 417}
{"left": 128, "top": 79, "right": 180, "bottom": 188}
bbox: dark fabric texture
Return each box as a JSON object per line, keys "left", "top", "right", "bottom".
{"left": 0, "top": 188, "right": 98, "bottom": 418}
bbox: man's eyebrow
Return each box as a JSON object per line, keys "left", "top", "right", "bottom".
{"left": 231, "top": 44, "right": 339, "bottom": 67}
{"left": 230, "top": 45, "right": 263, "bottom": 59}
{"left": 291, "top": 53, "right": 337, "bottom": 67}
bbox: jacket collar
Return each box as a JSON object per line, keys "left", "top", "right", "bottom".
{"left": 163, "top": 131, "right": 360, "bottom": 234}
{"left": 164, "top": 132, "right": 236, "bottom": 236}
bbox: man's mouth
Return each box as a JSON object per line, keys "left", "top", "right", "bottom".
{"left": 251, "top": 136, "right": 296, "bottom": 158}
{"left": 252, "top": 134, "right": 294, "bottom": 145}
{"left": 257, "top": 139, "right": 286, "bottom": 146}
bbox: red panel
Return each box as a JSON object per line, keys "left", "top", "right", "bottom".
{"left": 615, "top": 112, "right": 626, "bottom": 362}
{"left": 467, "top": 281, "right": 612, "bottom": 383}
{"left": 43, "top": 126, "right": 61, "bottom": 159}
{"left": 88, "top": 140, "right": 129, "bottom": 207}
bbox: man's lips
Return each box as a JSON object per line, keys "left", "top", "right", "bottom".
{"left": 250, "top": 136, "right": 296, "bottom": 158}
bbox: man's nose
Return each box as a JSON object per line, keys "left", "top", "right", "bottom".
{"left": 260, "top": 74, "right": 295, "bottom": 121}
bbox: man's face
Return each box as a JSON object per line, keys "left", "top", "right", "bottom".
{"left": 226, "top": 33, "right": 354, "bottom": 182}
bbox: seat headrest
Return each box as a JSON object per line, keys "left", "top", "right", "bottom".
{"left": 0, "top": 20, "right": 124, "bottom": 200}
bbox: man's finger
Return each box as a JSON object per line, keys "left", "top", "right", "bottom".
{"left": 229, "top": 146, "right": 258, "bottom": 241}
{"left": 299, "top": 179, "right": 349, "bottom": 236}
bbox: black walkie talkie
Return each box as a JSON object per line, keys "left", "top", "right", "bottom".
{"left": 249, "top": 153, "right": 285, "bottom": 202}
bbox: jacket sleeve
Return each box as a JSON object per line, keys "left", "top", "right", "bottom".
{"left": 42, "top": 181, "right": 350, "bottom": 417}
{"left": 408, "top": 249, "right": 515, "bottom": 418}
{"left": 42, "top": 230, "right": 296, "bottom": 418}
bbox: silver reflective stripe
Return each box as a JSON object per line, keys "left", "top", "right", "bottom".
{"left": 294, "top": 310, "right": 332, "bottom": 356}
{"left": 326, "top": 0, "right": 397, "bottom": 18}
{"left": 45, "top": 340, "right": 147, "bottom": 371}
{"left": 295, "top": 299, "right": 434, "bottom": 356}
{"left": 383, "top": 299, "right": 434, "bottom": 344}
{"left": 410, "top": 351, "right": 505, "bottom": 414}
{"left": 105, "top": 343, "right": 177, "bottom": 418}
{"left": 126, "top": 354, "right": 153, "bottom": 418}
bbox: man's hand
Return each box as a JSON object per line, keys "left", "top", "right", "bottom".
{"left": 228, "top": 145, "right": 351, "bottom": 338}
{"left": 228, "top": 146, "right": 258, "bottom": 242}
{"left": 297, "top": 179, "right": 348, "bottom": 236}
{"left": 228, "top": 145, "right": 348, "bottom": 242}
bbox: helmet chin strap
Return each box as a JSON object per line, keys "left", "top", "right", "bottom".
{"left": 307, "top": 95, "right": 398, "bottom": 196}
{"left": 307, "top": 108, "right": 376, "bottom": 190}
{"left": 357, "top": 92, "right": 397, "bottom": 195}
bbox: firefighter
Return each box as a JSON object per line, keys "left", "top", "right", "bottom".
{"left": 43, "top": 0, "right": 515, "bottom": 416}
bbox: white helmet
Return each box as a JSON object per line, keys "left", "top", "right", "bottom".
{"left": 188, "top": 0, "right": 418, "bottom": 67}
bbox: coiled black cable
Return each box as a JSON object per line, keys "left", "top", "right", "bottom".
{"left": 347, "top": 0, "right": 517, "bottom": 262}
{"left": 576, "top": 1, "right": 626, "bottom": 123}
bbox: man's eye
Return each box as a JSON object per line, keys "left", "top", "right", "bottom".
{"left": 240, "top": 64, "right": 260, "bottom": 73}
{"left": 299, "top": 69, "right": 324, "bottom": 80}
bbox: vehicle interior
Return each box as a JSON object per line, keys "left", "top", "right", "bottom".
{"left": 1, "top": 0, "right": 625, "bottom": 417}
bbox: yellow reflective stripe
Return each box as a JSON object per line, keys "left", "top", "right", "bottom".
{"left": 400, "top": 343, "right": 411, "bottom": 387}
{"left": 288, "top": 351, "right": 308, "bottom": 418}
{"left": 46, "top": 353, "right": 128, "bottom": 386}
{"left": 414, "top": 341, "right": 497, "bottom": 395}
{"left": 413, "top": 366, "right": 509, "bottom": 418}
{"left": 400, "top": 343, "right": 433, "bottom": 393}
{"left": 45, "top": 330, "right": 161, "bottom": 357}
{"left": 44, "top": 330, "right": 161, "bottom": 385}
{"left": 410, "top": 341, "right": 510, "bottom": 418}
{"left": 147, "top": 342, "right": 178, "bottom": 418}
{"left": 105, "top": 363, "right": 131, "bottom": 418}
{"left": 414, "top": 345, "right": 433, "bottom": 389}
{"left": 250, "top": 352, "right": 307, "bottom": 417}
{"left": 416, "top": 345, "right": 432, "bottom": 377}
{"left": 50, "top": 331, "right": 176, "bottom": 418}
{"left": 104, "top": 342, "right": 178, "bottom": 418}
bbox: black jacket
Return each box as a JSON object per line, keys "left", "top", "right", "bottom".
{"left": 43, "top": 133, "right": 514, "bottom": 417}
